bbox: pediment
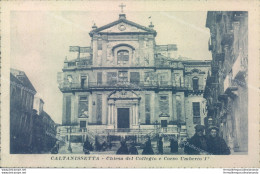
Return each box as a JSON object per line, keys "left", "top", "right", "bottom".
{"left": 101, "top": 22, "right": 148, "bottom": 33}
{"left": 89, "top": 18, "right": 156, "bottom": 36}
{"left": 108, "top": 90, "right": 140, "bottom": 99}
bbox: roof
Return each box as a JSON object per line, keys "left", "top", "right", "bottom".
{"left": 205, "top": 11, "right": 215, "bottom": 28}
{"left": 10, "top": 68, "right": 37, "bottom": 93}
{"left": 89, "top": 14, "right": 157, "bottom": 37}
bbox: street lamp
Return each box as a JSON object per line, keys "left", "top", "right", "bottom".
{"left": 67, "top": 126, "right": 72, "bottom": 153}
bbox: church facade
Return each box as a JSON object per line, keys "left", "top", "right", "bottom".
{"left": 57, "top": 13, "right": 211, "bottom": 141}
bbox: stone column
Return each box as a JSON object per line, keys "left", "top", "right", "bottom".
{"left": 136, "top": 103, "right": 139, "bottom": 125}
{"left": 108, "top": 104, "right": 111, "bottom": 125}
{"left": 132, "top": 104, "right": 136, "bottom": 125}
{"left": 112, "top": 103, "right": 115, "bottom": 126}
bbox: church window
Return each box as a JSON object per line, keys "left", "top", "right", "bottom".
{"left": 117, "top": 50, "right": 129, "bottom": 65}
{"left": 159, "top": 73, "right": 168, "bottom": 85}
{"left": 130, "top": 72, "right": 140, "bottom": 85}
{"left": 80, "top": 75, "right": 87, "bottom": 88}
{"left": 78, "top": 96, "right": 88, "bottom": 118}
{"left": 107, "top": 72, "right": 117, "bottom": 85}
{"left": 192, "top": 77, "right": 199, "bottom": 91}
{"left": 192, "top": 102, "right": 201, "bottom": 124}
{"left": 159, "top": 95, "right": 169, "bottom": 114}
{"left": 118, "top": 71, "right": 128, "bottom": 82}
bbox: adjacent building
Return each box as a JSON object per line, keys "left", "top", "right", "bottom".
{"left": 10, "top": 69, "right": 57, "bottom": 153}
{"left": 204, "top": 11, "right": 248, "bottom": 153}
{"left": 57, "top": 13, "right": 211, "bottom": 143}
{"left": 10, "top": 69, "right": 37, "bottom": 153}
{"left": 32, "top": 97, "right": 57, "bottom": 153}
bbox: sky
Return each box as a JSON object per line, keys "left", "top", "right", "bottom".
{"left": 10, "top": 9, "right": 212, "bottom": 124}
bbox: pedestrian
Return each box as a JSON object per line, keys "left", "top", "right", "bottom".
{"left": 170, "top": 136, "right": 178, "bottom": 153}
{"left": 128, "top": 141, "right": 138, "bottom": 155}
{"left": 102, "top": 141, "right": 108, "bottom": 151}
{"left": 116, "top": 140, "right": 129, "bottom": 155}
{"left": 206, "top": 126, "right": 231, "bottom": 155}
{"left": 95, "top": 136, "right": 102, "bottom": 151}
{"left": 142, "top": 136, "right": 154, "bottom": 155}
{"left": 83, "top": 137, "right": 93, "bottom": 154}
{"left": 157, "top": 137, "right": 163, "bottom": 154}
{"left": 184, "top": 125, "right": 208, "bottom": 155}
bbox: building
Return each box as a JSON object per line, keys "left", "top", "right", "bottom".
{"left": 204, "top": 11, "right": 248, "bottom": 153}
{"left": 10, "top": 69, "right": 57, "bottom": 153}
{"left": 57, "top": 13, "right": 211, "bottom": 143}
{"left": 32, "top": 96, "right": 57, "bottom": 153}
{"left": 10, "top": 69, "right": 37, "bottom": 153}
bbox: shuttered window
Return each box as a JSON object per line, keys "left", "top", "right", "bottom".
{"left": 130, "top": 72, "right": 140, "bottom": 84}
{"left": 192, "top": 102, "right": 201, "bottom": 124}
{"left": 107, "top": 72, "right": 117, "bottom": 85}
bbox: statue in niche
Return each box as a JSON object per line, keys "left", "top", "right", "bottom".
{"left": 144, "top": 56, "right": 149, "bottom": 65}
{"left": 174, "top": 74, "right": 180, "bottom": 86}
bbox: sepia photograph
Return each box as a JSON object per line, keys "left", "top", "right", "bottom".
{"left": 1, "top": 0, "right": 259, "bottom": 168}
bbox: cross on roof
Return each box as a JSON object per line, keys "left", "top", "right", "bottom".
{"left": 119, "top": 3, "right": 126, "bottom": 13}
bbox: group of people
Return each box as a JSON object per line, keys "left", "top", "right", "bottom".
{"left": 83, "top": 137, "right": 112, "bottom": 154}
{"left": 83, "top": 125, "right": 230, "bottom": 155}
{"left": 116, "top": 137, "right": 154, "bottom": 155}
{"left": 184, "top": 125, "right": 231, "bottom": 155}
{"left": 116, "top": 136, "right": 179, "bottom": 155}
{"left": 116, "top": 140, "right": 139, "bottom": 155}
{"left": 157, "top": 136, "right": 179, "bottom": 155}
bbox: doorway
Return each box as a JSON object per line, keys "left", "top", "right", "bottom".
{"left": 117, "top": 108, "right": 130, "bottom": 128}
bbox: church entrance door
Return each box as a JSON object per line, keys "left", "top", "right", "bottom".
{"left": 117, "top": 108, "right": 130, "bottom": 128}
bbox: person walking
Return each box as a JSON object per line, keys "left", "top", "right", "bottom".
{"left": 184, "top": 125, "right": 208, "bottom": 155}
{"left": 170, "top": 136, "right": 178, "bottom": 153}
{"left": 116, "top": 140, "right": 129, "bottom": 155}
{"left": 142, "top": 136, "right": 154, "bottom": 155}
{"left": 206, "top": 126, "right": 231, "bottom": 155}
{"left": 128, "top": 141, "right": 138, "bottom": 155}
{"left": 157, "top": 137, "right": 163, "bottom": 154}
{"left": 95, "top": 136, "right": 102, "bottom": 151}
{"left": 83, "top": 137, "right": 93, "bottom": 154}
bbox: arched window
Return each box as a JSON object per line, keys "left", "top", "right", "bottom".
{"left": 117, "top": 50, "right": 129, "bottom": 65}
{"left": 192, "top": 77, "right": 199, "bottom": 91}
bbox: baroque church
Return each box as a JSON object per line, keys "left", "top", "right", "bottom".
{"left": 57, "top": 11, "right": 211, "bottom": 143}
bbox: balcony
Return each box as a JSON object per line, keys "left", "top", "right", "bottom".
{"left": 186, "top": 85, "right": 206, "bottom": 93}
{"left": 232, "top": 53, "right": 247, "bottom": 80}
{"left": 221, "top": 32, "right": 234, "bottom": 46}
{"left": 58, "top": 81, "right": 189, "bottom": 92}
{"left": 64, "top": 59, "right": 93, "bottom": 69}
{"left": 224, "top": 74, "right": 238, "bottom": 93}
